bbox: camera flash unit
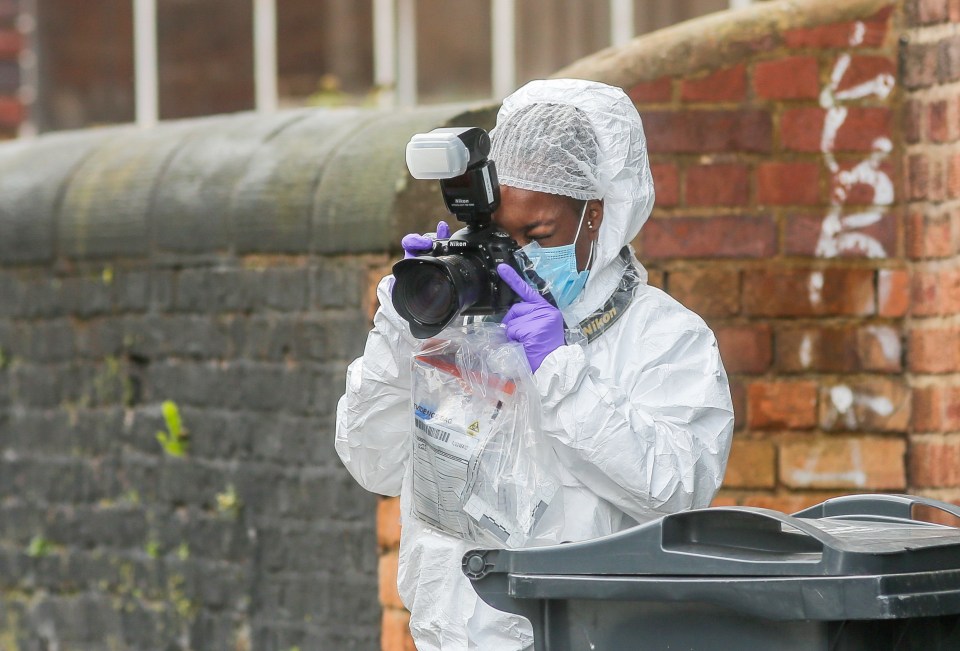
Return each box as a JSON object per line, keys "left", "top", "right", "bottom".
{"left": 405, "top": 127, "right": 492, "bottom": 180}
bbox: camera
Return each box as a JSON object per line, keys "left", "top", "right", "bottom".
{"left": 392, "top": 127, "right": 521, "bottom": 339}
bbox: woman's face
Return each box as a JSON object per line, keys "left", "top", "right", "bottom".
{"left": 493, "top": 186, "right": 603, "bottom": 272}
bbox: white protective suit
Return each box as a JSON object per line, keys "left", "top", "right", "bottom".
{"left": 335, "top": 79, "right": 735, "bottom": 650}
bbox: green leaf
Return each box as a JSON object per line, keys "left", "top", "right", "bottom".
{"left": 28, "top": 535, "right": 52, "bottom": 558}
{"left": 216, "top": 484, "right": 242, "bottom": 517}
{"left": 157, "top": 430, "right": 185, "bottom": 458}
{"left": 162, "top": 401, "right": 182, "bottom": 439}
{"left": 156, "top": 400, "right": 188, "bottom": 457}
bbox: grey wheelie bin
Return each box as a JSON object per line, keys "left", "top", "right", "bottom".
{"left": 462, "top": 494, "right": 960, "bottom": 651}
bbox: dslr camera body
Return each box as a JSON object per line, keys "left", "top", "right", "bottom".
{"left": 392, "top": 127, "right": 522, "bottom": 339}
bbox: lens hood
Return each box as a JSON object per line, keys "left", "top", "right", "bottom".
{"left": 392, "top": 254, "right": 483, "bottom": 338}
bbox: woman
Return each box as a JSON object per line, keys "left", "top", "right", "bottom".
{"left": 336, "top": 79, "right": 734, "bottom": 650}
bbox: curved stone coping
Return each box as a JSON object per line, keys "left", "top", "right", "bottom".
{"left": 555, "top": 0, "right": 893, "bottom": 88}
{"left": 0, "top": 103, "right": 498, "bottom": 264}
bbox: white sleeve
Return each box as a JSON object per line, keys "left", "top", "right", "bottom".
{"left": 533, "top": 312, "right": 734, "bottom": 522}
{"left": 335, "top": 275, "right": 419, "bottom": 497}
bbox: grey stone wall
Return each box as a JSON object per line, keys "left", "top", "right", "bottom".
{"left": 0, "top": 103, "right": 494, "bottom": 650}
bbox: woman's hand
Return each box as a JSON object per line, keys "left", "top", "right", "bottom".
{"left": 497, "top": 263, "right": 565, "bottom": 372}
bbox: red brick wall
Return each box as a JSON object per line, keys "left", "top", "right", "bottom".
{"left": 377, "top": 497, "right": 415, "bottom": 651}
{"left": 0, "top": 0, "right": 22, "bottom": 138}
{"left": 630, "top": 3, "right": 907, "bottom": 513}
{"left": 901, "top": 0, "right": 960, "bottom": 510}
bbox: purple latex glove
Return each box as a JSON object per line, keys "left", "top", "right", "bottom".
{"left": 497, "top": 263, "right": 565, "bottom": 372}
{"left": 401, "top": 221, "right": 450, "bottom": 259}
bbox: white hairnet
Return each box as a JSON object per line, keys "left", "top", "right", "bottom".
{"left": 490, "top": 103, "right": 602, "bottom": 201}
{"left": 491, "top": 79, "right": 656, "bottom": 318}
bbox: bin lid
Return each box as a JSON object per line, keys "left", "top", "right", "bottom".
{"left": 464, "top": 494, "right": 960, "bottom": 580}
{"left": 464, "top": 494, "right": 960, "bottom": 622}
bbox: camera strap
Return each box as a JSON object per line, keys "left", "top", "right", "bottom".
{"left": 576, "top": 249, "right": 641, "bottom": 344}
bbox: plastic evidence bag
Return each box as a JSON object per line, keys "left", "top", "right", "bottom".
{"left": 409, "top": 323, "right": 561, "bottom": 548}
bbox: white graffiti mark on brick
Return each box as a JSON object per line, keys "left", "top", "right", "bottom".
{"left": 864, "top": 325, "right": 901, "bottom": 364}
{"left": 815, "top": 21, "right": 896, "bottom": 261}
{"left": 799, "top": 333, "right": 814, "bottom": 368}
{"left": 851, "top": 20, "right": 866, "bottom": 47}
{"left": 826, "top": 383, "right": 895, "bottom": 430}
{"left": 831, "top": 384, "right": 855, "bottom": 412}
{"left": 808, "top": 270, "right": 824, "bottom": 307}
{"left": 792, "top": 438, "right": 867, "bottom": 488}
{"left": 835, "top": 140, "right": 894, "bottom": 204}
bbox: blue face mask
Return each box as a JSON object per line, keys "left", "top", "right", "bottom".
{"left": 519, "top": 202, "right": 594, "bottom": 310}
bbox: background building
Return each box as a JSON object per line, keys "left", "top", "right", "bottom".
{"left": 9, "top": 0, "right": 738, "bottom": 134}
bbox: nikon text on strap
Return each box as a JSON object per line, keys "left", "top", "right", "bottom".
{"left": 577, "top": 249, "right": 641, "bottom": 343}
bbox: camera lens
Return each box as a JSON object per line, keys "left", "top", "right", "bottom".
{"left": 399, "top": 264, "right": 457, "bottom": 324}
{"left": 392, "top": 255, "right": 484, "bottom": 338}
